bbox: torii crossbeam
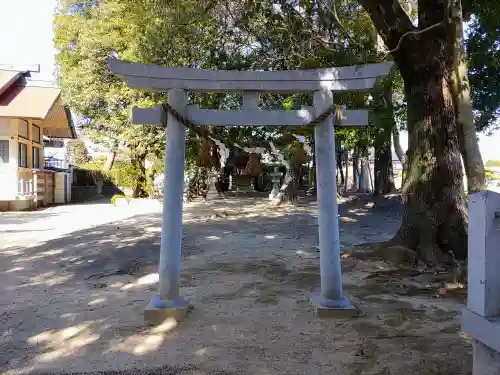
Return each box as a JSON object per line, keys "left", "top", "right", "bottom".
{"left": 109, "top": 58, "right": 392, "bottom": 324}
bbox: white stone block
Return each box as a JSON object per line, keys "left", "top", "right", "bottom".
{"left": 468, "top": 191, "right": 500, "bottom": 317}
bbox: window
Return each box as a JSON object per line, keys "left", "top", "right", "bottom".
{"left": 32, "top": 125, "right": 41, "bottom": 143}
{"left": 18, "top": 120, "right": 28, "bottom": 139}
{"left": 0, "top": 140, "right": 9, "bottom": 164}
{"left": 32, "top": 147, "right": 40, "bottom": 169}
{"left": 18, "top": 143, "right": 27, "bottom": 168}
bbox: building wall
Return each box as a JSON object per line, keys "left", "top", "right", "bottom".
{"left": 0, "top": 118, "right": 18, "bottom": 167}
{"left": 0, "top": 117, "right": 45, "bottom": 201}
{"left": 0, "top": 118, "right": 19, "bottom": 199}
{"left": 15, "top": 118, "right": 44, "bottom": 171}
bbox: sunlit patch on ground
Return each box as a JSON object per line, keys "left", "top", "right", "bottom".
{"left": 0, "top": 195, "right": 471, "bottom": 375}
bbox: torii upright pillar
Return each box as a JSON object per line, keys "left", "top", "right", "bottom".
{"left": 144, "top": 88, "right": 191, "bottom": 324}
{"left": 311, "top": 90, "right": 355, "bottom": 315}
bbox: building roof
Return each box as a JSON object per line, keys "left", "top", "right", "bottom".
{"left": 0, "top": 69, "right": 26, "bottom": 96}
{"left": 0, "top": 84, "right": 61, "bottom": 119}
{"left": 0, "top": 69, "right": 76, "bottom": 139}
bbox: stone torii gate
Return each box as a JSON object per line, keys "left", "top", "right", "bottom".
{"left": 109, "top": 59, "right": 392, "bottom": 324}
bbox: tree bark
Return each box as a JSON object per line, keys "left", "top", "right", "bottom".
{"left": 361, "top": 0, "right": 468, "bottom": 262}
{"left": 394, "top": 71, "right": 468, "bottom": 262}
{"left": 352, "top": 148, "right": 359, "bottom": 190}
{"left": 276, "top": 164, "right": 300, "bottom": 204}
{"left": 131, "top": 154, "right": 148, "bottom": 198}
{"left": 451, "top": 0, "right": 485, "bottom": 194}
{"left": 374, "top": 86, "right": 396, "bottom": 195}
{"left": 359, "top": 148, "right": 371, "bottom": 193}
{"left": 343, "top": 149, "right": 349, "bottom": 192}
{"left": 308, "top": 136, "right": 317, "bottom": 195}
{"left": 374, "top": 131, "right": 395, "bottom": 195}
{"left": 103, "top": 151, "right": 116, "bottom": 171}
{"left": 337, "top": 159, "right": 345, "bottom": 188}
{"left": 392, "top": 126, "right": 407, "bottom": 185}
{"left": 336, "top": 138, "right": 344, "bottom": 189}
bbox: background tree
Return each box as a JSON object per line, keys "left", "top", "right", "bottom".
{"left": 65, "top": 139, "right": 91, "bottom": 165}
{"left": 54, "top": 0, "right": 224, "bottom": 196}
{"left": 57, "top": 0, "right": 500, "bottom": 263}
{"left": 464, "top": 0, "right": 500, "bottom": 133}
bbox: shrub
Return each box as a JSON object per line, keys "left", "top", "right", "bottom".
{"left": 111, "top": 194, "right": 127, "bottom": 205}
{"left": 78, "top": 160, "right": 113, "bottom": 186}
{"left": 486, "top": 168, "right": 500, "bottom": 184}
{"left": 110, "top": 161, "right": 139, "bottom": 188}
{"left": 486, "top": 159, "right": 500, "bottom": 167}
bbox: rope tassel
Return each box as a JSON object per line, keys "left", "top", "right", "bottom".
{"left": 244, "top": 153, "right": 263, "bottom": 176}
{"left": 196, "top": 140, "right": 218, "bottom": 168}
{"left": 291, "top": 145, "right": 310, "bottom": 166}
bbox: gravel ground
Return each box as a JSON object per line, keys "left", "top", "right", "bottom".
{"left": 0, "top": 194, "right": 472, "bottom": 375}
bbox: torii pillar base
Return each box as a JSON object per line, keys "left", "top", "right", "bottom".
{"left": 144, "top": 296, "right": 191, "bottom": 325}
{"left": 311, "top": 295, "right": 358, "bottom": 318}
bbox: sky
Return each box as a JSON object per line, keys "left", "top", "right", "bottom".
{"left": 0, "top": 0, "right": 499, "bottom": 162}
{"left": 0, "top": 0, "right": 57, "bottom": 81}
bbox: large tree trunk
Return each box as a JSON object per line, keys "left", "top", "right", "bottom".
{"left": 394, "top": 70, "right": 468, "bottom": 262}
{"left": 451, "top": 0, "right": 485, "bottom": 194}
{"left": 395, "top": 56, "right": 467, "bottom": 262}
{"left": 361, "top": 0, "right": 468, "bottom": 263}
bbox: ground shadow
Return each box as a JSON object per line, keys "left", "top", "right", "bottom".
{"left": 0, "top": 195, "right": 471, "bottom": 375}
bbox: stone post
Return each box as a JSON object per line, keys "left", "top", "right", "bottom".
{"left": 463, "top": 191, "right": 500, "bottom": 374}
{"left": 311, "top": 90, "right": 356, "bottom": 316}
{"left": 205, "top": 168, "right": 220, "bottom": 200}
{"left": 269, "top": 166, "right": 281, "bottom": 200}
{"left": 145, "top": 88, "right": 190, "bottom": 324}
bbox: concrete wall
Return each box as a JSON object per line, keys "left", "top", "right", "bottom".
{"left": 0, "top": 199, "right": 33, "bottom": 212}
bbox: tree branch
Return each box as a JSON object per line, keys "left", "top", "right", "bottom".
{"left": 358, "top": 0, "right": 416, "bottom": 52}
{"left": 320, "top": 0, "right": 359, "bottom": 46}
{"left": 382, "top": 20, "right": 446, "bottom": 60}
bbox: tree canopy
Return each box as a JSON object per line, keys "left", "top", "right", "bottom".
{"left": 465, "top": 2, "right": 500, "bottom": 132}
{"left": 54, "top": 0, "right": 500, "bottom": 262}
{"left": 55, "top": 0, "right": 500, "bottom": 157}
